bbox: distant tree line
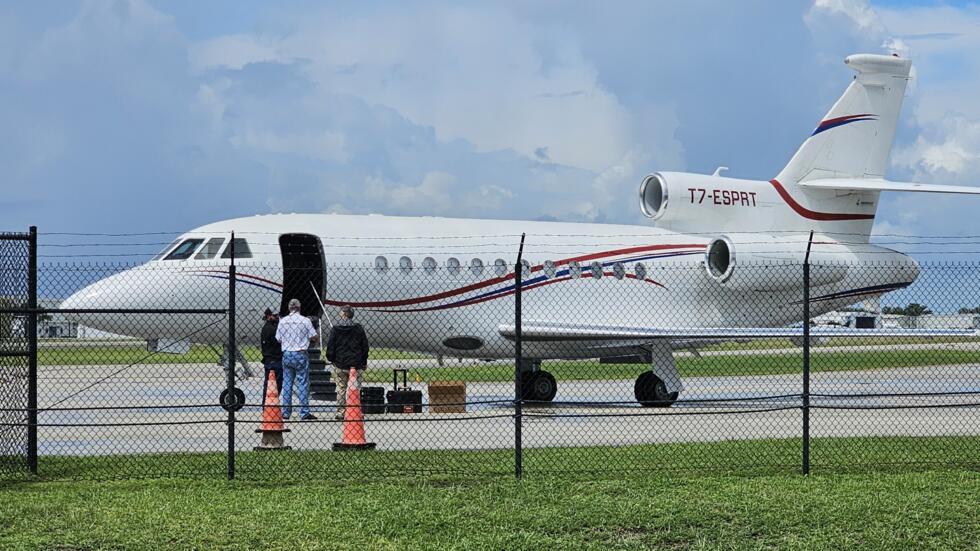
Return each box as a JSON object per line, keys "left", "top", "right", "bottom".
{"left": 882, "top": 303, "right": 933, "bottom": 317}
{"left": 880, "top": 303, "right": 980, "bottom": 316}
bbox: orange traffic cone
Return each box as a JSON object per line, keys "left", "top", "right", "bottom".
{"left": 333, "top": 368, "right": 376, "bottom": 451}
{"left": 255, "top": 370, "right": 291, "bottom": 451}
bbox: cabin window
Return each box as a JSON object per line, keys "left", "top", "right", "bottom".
{"left": 447, "top": 257, "right": 461, "bottom": 275}
{"left": 375, "top": 256, "right": 389, "bottom": 273}
{"left": 399, "top": 256, "right": 413, "bottom": 274}
{"left": 153, "top": 239, "right": 181, "bottom": 261}
{"left": 493, "top": 258, "right": 507, "bottom": 276}
{"left": 590, "top": 261, "right": 603, "bottom": 279}
{"left": 635, "top": 263, "right": 647, "bottom": 280}
{"left": 221, "top": 238, "right": 252, "bottom": 259}
{"left": 164, "top": 239, "right": 204, "bottom": 261}
{"left": 520, "top": 259, "right": 531, "bottom": 279}
{"left": 423, "top": 257, "right": 437, "bottom": 275}
{"left": 568, "top": 261, "right": 581, "bottom": 279}
{"left": 612, "top": 262, "right": 626, "bottom": 280}
{"left": 194, "top": 238, "right": 225, "bottom": 260}
{"left": 542, "top": 260, "right": 556, "bottom": 279}
{"left": 470, "top": 258, "right": 484, "bottom": 276}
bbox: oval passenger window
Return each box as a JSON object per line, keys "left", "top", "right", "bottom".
{"left": 399, "top": 256, "right": 413, "bottom": 273}
{"left": 447, "top": 257, "right": 461, "bottom": 275}
{"left": 542, "top": 260, "right": 556, "bottom": 279}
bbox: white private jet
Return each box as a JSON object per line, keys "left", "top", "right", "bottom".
{"left": 63, "top": 53, "right": 980, "bottom": 406}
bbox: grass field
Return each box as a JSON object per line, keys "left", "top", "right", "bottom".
{"left": 360, "top": 348, "right": 980, "bottom": 383}
{"left": 703, "top": 335, "right": 980, "bottom": 351}
{"left": 2, "top": 437, "right": 977, "bottom": 549}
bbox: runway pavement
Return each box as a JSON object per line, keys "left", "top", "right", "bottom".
{"left": 34, "top": 362, "right": 979, "bottom": 456}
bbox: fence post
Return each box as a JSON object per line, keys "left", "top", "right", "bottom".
{"left": 514, "top": 233, "right": 526, "bottom": 480}
{"left": 227, "top": 231, "right": 236, "bottom": 480}
{"left": 802, "top": 230, "right": 813, "bottom": 476}
{"left": 27, "top": 226, "right": 37, "bottom": 475}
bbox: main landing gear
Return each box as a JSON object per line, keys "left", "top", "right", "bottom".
{"left": 634, "top": 371, "right": 678, "bottom": 408}
{"left": 518, "top": 345, "right": 683, "bottom": 407}
{"left": 519, "top": 360, "right": 557, "bottom": 402}
{"left": 633, "top": 341, "right": 683, "bottom": 407}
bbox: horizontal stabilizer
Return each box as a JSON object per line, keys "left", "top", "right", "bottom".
{"left": 799, "top": 178, "right": 980, "bottom": 195}
{"left": 499, "top": 320, "right": 978, "bottom": 342}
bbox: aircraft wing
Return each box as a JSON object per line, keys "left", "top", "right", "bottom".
{"left": 498, "top": 320, "right": 979, "bottom": 342}
{"left": 799, "top": 178, "right": 980, "bottom": 195}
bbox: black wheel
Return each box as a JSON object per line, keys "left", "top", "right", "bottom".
{"left": 634, "top": 371, "right": 677, "bottom": 407}
{"left": 519, "top": 371, "right": 536, "bottom": 400}
{"left": 522, "top": 370, "right": 557, "bottom": 402}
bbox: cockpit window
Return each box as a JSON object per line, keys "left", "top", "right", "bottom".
{"left": 153, "top": 239, "right": 181, "bottom": 261}
{"left": 194, "top": 238, "right": 225, "bottom": 260}
{"left": 164, "top": 239, "right": 204, "bottom": 260}
{"left": 221, "top": 238, "right": 253, "bottom": 259}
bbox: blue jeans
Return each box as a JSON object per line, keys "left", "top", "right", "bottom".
{"left": 261, "top": 359, "right": 283, "bottom": 406}
{"left": 281, "top": 351, "right": 310, "bottom": 418}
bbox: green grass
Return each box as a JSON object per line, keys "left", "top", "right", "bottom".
{"left": 1, "top": 437, "right": 977, "bottom": 550}
{"left": 361, "top": 348, "right": 980, "bottom": 384}
{"left": 704, "top": 336, "right": 980, "bottom": 351}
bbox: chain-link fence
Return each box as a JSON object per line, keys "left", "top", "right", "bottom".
{"left": 3, "top": 234, "right": 979, "bottom": 480}
{"left": 0, "top": 230, "right": 33, "bottom": 475}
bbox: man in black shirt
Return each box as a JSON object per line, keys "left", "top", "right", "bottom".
{"left": 326, "top": 305, "right": 370, "bottom": 420}
{"left": 260, "top": 308, "right": 283, "bottom": 405}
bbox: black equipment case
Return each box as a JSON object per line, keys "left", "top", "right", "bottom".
{"left": 360, "top": 385, "right": 386, "bottom": 414}
{"left": 386, "top": 369, "right": 423, "bottom": 413}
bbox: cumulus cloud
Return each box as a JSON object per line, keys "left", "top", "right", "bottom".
{"left": 3, "top": 0, "right": 980, "bottom": 245}
{"left": 893, "top": 116, "right": 980, "bottom": 176}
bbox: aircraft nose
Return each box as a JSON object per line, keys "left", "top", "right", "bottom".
{"left": 61, "top": 282, "right": 103, "bottom": 311}
{"left": 60, "top": 278, "right": 113, "bottom": 328}
{"left": 59, "top": 268, "right": 145, "bottom": 335}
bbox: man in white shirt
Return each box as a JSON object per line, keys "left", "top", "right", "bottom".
{"left": 275, "top": 298, "right": 319, "bottom": 420}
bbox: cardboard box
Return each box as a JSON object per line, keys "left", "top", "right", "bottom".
{"left": 428, "top": 380, "right": 466, "bottom": 413}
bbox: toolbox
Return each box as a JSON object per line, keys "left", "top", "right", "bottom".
{"left": 386, "top": 368, "right": 423, "bottom": 414}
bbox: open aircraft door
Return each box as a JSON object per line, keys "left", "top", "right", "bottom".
{"left": 278, "top": 233, "right": 325, "bottom": 318}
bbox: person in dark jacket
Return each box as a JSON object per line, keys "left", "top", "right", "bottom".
{"left": 326, "top": 305, "right": 370, "bottom": 420}
{"left": 260, "top": 308, "right": 283, "bottom": 406}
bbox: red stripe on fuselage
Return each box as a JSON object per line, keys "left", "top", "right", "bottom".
{"left": 769, "top": 179, "right": 875, "bottom": 221}
{"left": 363, "top": 271, "right": 666, "bottom": 313}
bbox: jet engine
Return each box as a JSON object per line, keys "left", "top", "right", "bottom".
{"left": 703, "top": 235, "right": 848, "bottom": 291}
{"left": 639, "top": 171, "right": 770, "bottom": 233}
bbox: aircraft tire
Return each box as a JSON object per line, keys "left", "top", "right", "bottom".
{"left": 520, "top": 370, "right": 557, "bottom": 402}
{"left": 634, "top": 371, "right": 677, "bottom": 408}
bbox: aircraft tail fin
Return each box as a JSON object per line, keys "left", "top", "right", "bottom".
{"left": 776, "top": 54, "right": 912, "bottom": 185}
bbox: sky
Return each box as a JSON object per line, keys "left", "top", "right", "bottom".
{"left": 2, "top": 0, "right": 980, "bottom": 252}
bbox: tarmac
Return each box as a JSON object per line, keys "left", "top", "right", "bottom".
{"left": 34, "top": 358, "right": 980, "bottom": 456}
